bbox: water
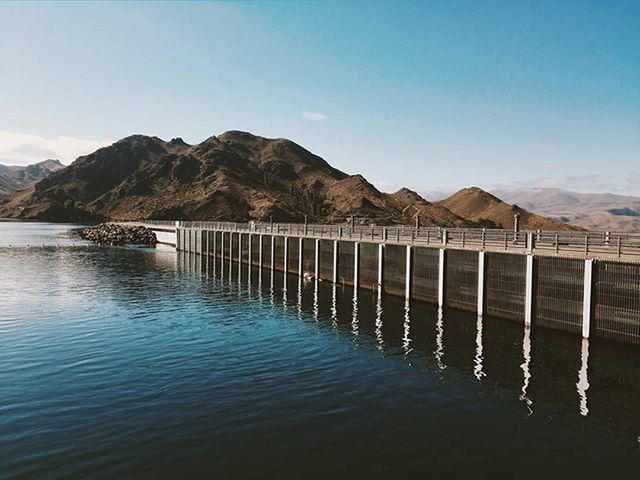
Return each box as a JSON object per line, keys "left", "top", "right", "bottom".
{"left": 1, "top": 223, "right": 640, "bottom": 478}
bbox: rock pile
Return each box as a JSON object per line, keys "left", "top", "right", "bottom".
{"left": 78, "top": 223, "right": 157, "bottom": 246}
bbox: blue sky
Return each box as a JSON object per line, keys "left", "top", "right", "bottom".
{"left": 0, "top": 1, "right": 638, "bottom": 197}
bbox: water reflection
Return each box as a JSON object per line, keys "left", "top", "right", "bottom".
{"left": 474, "top": 315, "right": 485, "bottom": 381}
{"left": 577, "top": 338, "right": 590, "bottom": 417}
{"left": 520, "top": 326, "right": 534, "bottom": 415}
{"left": 435, "top": 307, "right": 446, "bottom": 370}
{"left": 192, "top": 254, "right": 638, "bottom": 443}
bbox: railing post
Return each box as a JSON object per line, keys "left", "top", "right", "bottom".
{"left": 353, "top": 242, "right": 360, "bottom": 290}
{"left": 442, "top": 229, "right": 448, "bottom": 246}
{"left": 477, "top": 251, "right": 485, "bottom": 316}
{"left": 333, "top": 240, "right": 339, "bottom": 283}
{"left": 405, "top": 245, "right": 413, "bottom": 300}
{"left": 525, "top": 254, "right": 534, "bottom": 327}
{"left": 527, "top": 232, "right": 533, "bottom": 253}
{"left": 438, "top": 248, "right": 446, "bottom": 307}
{"left": 583, "top": 259, "right": 593, "bottom": 339}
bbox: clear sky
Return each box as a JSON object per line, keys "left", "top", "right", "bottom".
{"left": 0, "top": 1, "right": 638, "bottom": 197}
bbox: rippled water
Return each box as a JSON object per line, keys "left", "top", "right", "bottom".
{"left": 1, "top": 223, "right": 640, "bottom": 478}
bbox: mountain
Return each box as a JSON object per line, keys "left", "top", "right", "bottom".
{"left": 436, "top": 187, "right": 575, "bottom": 230}
{"left": 0, "top": 159, "right": 64, "bottom": 196}
{"left": 493, "top": 188, "right": 640, "bottom": 232}
{"left": 0, "top": 132, "right": 571, "bottom": 230}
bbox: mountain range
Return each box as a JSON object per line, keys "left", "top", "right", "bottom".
{"left": 0, "top": 131, "right": 573, "bottom": 230}
{"left": 0, "top": 159, "right": 64, "bottom": 197}
{"left": 493, "top": 188, "right": 640, "bottom": 232}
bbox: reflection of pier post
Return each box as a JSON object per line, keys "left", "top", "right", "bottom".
{"left": 402, "top": 298, "right": 412, "bottom": 354}
{"left": 375, "top": 289, "right": 384, "bottom": 350}
{"left": 520, "top": 325, "right": 533, "bottom": 415}
{"left": 331, "top": 284, "right": 338, "bottom": 327}
{"left": 577, "top": 338, "right": 590, "bottom": 416}
{"left": 435, "top": 307, "right": 445, "bottom": 370}
{"left": 438, "top": 249, "right": 446, "bottom": 308}
{"left": 474, "top": 315, "right": 485, "bottom": 380}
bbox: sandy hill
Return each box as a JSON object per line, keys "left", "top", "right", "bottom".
{"left": 436, "top": 186, "right": 576, "bottom": 230}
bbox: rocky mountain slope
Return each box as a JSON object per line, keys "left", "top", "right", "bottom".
{"left": 0, "top": 159, "right": 63, "bottom": 196}
{"left": 0, "top": 131, "right": 572, "bottom": 230}
{"left": 436, "top": 187, "right": 575, "bottom": 230}
{"left": 493, "top": 188, "right": 640, "bottom": 232}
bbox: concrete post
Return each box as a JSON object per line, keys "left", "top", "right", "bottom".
{"left": 238, "top": 233, "right": 242, "bottom": 264}
{"left": 378, "top": 243, "right": 384, "bottom": 292}
{"left": 284, "top": 237, "right": 289, "bottom": 273}
{"left": 353, "top": 242, "right": 360, "bottom": 290}
{"left": 333, "top": 240, "right": 339, "bottom": 283}
{"left": 298, "top": 237, "right": 303, "bottom": 278}
{"left": 405, "top": 245, "right": 413, "bottom": 300}
{"left": 314, "top": 239, "right": 320, "bottom": 278}
{"left": 477, "top": 251, "right": 485, "bottom": 316}
{"left": 221, "top": 231, "right": 225, "bottom": 261}
{"left": 583, "top": 259, "right": 594, "bottom": 339}
{"left": 248, "top": 233, "right": 252, "bottom": 267}
{"left": 259, "top": 234, "right": 263, "bottom": 268}
{"left": 270, "top": 235, "right": 275, "bottom": 271}
{"left": 525, "top": 254, "right": 534, "bottom": 327}
{"left": 438, "top": 248, "right": 446, "bottom": 307}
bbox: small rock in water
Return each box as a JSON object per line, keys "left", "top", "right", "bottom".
{"left": 77, "top": 223, "right": 157, "bottom": 246}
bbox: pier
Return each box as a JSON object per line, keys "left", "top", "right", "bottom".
{"left": 133, "top": 220, "right": 640, "bottom": 346}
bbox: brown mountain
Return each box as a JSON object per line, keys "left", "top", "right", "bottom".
{"left": 0, "top": 159, "right": 64, "bottom": 196}
{"left": 436, "top": 187, "right": 576, "bottom": 230}
{"left": 0, "top": 132, "right": 572, "bottom": 230}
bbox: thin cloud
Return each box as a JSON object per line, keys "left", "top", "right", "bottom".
{"left": 0, "top": 131, "right": 112, "bottom": 166}
{"left": 303, "top": 111, "right": 329, "bottom": 121}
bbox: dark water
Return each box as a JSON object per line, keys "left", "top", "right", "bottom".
{"left": 1, "top": 223, "right": 640, "bottom": 478}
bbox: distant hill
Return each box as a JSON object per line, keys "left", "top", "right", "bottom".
{"left": 436, "top": 187, "right": 575, "bottom": 230}
{"left": 493, "top": 188, "right": 640, "bottom": 232}
{"left": 0, "top": 131, "right": 571, "bottom": 230}
{"left": 0, "top": 159, "right": 64, "bottom": 196}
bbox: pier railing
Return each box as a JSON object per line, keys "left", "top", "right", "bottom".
{"left": 129, "top": 220, "right": 640, "bottom": 260}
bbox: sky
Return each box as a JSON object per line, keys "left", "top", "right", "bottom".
{"left": 0, "top": 1, "right": 638, "bottom": 197}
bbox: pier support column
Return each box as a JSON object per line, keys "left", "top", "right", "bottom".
{"left": 438, "top": 248, "right": 446, "bottom": 308}
{"left": 583, "top": 259, "right": 594, "bottom": 339}
{"left": 298, "top": 237, "right": 303, "bottom": 278}
{"left": 405, "top": 245, "right": 413, "bottom": 300}
{"left": 221, "top": 231, "right": 225, "bottom": 260}
{"left": 378, "top": 243, "right": 384, "bottom": 293}
{"left": 284, "top": 237, "right": 289, "bottom": 272}
{"left": 238, "top": 233, "right": 242, "bottom": 264}
{"left": 315, "top": 239, "right": 320, "bottom": 279}
{"left": 229, "top": 232, "right": 233, "bottom": 271}
{"left": 354, "top": 242, "right": 360, "bottom": 290}
{"left": 477, "top": 251, "right": 485, "bottom": 316}
{"left": 525, "top": 254, "right": 534, "bottom": 327}
{"left": 270, "top": 235, "right": 275, "bottom": 271}
{"left": 333, "top": 240, "right": 339, "bottom": 283}
{"left": 248, "top": 234, "right": 252, "bottom": 267}
{"left": 259, "top": 234, "right": 263, "bottom": 269}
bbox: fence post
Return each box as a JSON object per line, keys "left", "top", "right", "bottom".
{"left": 582, "top": 259, "right": 594, "bottom": 339}
{"left": 442, "top": 229, "right": 448, "bottom": 246}
{"left": 477, "top": 251, "right": 485, "bottom": 316}
{"left": 525, "top": 254, "right": 534, "bottom": 327}
{"left": 405, "top": 245, "right": 413, "bottom": 300}
{"left": 353, "top": 242, "right": 360, "bottom": 290}
{"left": 438, "top": 248, "right": 446, "bottom": 307}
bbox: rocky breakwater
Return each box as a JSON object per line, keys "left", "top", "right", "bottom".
{"left": 78, "top": 223, "right": 157, "bottom": 246}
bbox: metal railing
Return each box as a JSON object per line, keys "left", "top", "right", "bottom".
{"left": 123, "top": 220, "right": 640, "bottom": 260}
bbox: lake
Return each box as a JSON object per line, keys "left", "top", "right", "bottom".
{"left": 1, "top": 222, "right": 639, "bottom": 478}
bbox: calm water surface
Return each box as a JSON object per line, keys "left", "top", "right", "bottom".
{"left": 1, "top": 222, "right": 640, "bottom": 478}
